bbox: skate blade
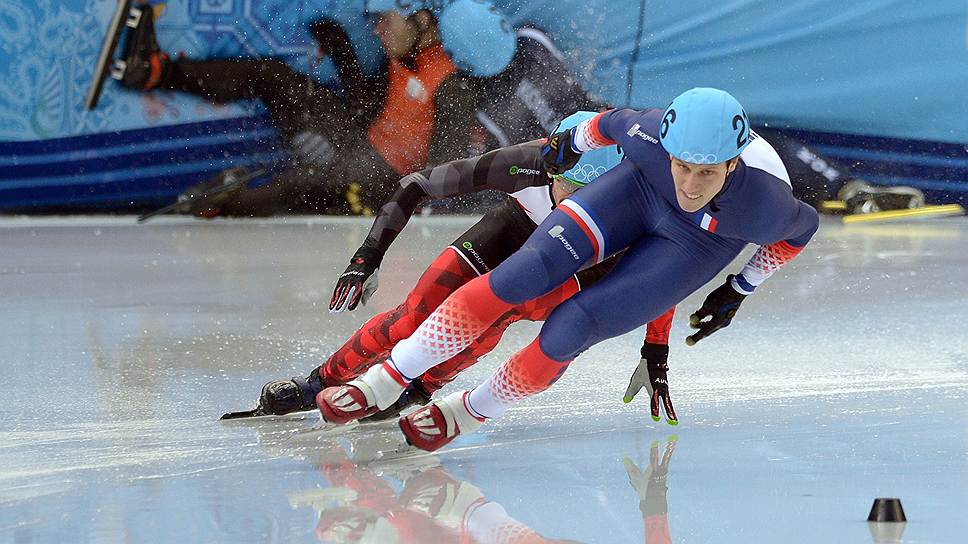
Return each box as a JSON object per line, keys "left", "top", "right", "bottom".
{"left": 219, "top": 408, "right": 266, "bottom": 420}
{"left": 219, "top": 408, "right": 318, "bottom": 422}
{"left": 287, "top": 487, "right": 359, "bottom": 509}
{"left": 843, "top": 204, "right": 964, "bottom": 224}
{"left": 291, "top": 418, "right": 360, "bottom": 438}
{"left": 343, "top": 436, "right": 422, "bottom": 465}
{"left": 281, "top": 416, "right": 404, "bottom": 449}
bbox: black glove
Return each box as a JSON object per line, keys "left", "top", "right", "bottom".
{"left": 541, "top": 129, "right": 582, "bottom": 176}
{"left": 624, "top": 342, "right": 677, "bottom": 425}
{"left": 623, "top": 438, "right": 677, "bottom": 516}
{"left": 330, "top": 246, "right": 382, "bottom": 313}
{"left": 687, "top": 274, "right": 747, "bottom": 345}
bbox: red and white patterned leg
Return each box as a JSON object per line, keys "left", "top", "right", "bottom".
{"left": 465, "top": 500, "right": 548, "bottom": 544}
{"left": 390, "top": 273, "right": 512, "bottom": 380}
{"left": 467, "top": 338, "right": 572, "bottom": 419}
{"left": 419, "top": 276, "right": 581, "bottom": 392}
{"left": 322, "top": 247, "right": 478, "bottom": 384}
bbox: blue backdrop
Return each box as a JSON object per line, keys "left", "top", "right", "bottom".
{"left": 2, "top": 0, "right": 967, "bottom": 210}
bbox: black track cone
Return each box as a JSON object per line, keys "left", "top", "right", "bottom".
{"left": 867, "top": 497, "right": 906, "bottom": 522}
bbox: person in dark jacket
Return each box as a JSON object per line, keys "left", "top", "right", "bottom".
{"left": 118, "top": 0, "right": 512, "bottom": 215}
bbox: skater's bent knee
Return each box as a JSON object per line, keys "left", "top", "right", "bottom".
{"left": 537, "top": 300, "right": 598, "bottom": 361}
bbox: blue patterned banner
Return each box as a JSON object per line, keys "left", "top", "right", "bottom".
{"left": 1, "top": 0, "right": 966, "bottom": 210}
{"left": 0, "top": 0, "right": 382, "bottom": 140}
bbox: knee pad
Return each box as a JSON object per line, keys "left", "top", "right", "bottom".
{"left": 537, "top": 300, "right": 599, "bottom": 361}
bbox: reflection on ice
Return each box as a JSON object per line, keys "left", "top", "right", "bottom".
{"left": 263, "top": 423, "right": 673, "bottom": 544}
{"left": 2, "top": 217, "right": 968, "bottom": 543}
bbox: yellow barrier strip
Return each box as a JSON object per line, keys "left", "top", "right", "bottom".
{"left": 842, "top": 204, "right": 965, "bottom": 224}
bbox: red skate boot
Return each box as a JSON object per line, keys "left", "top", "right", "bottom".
{"left": 399, "top": 466, "right": 485, "bottom": 529}
{"left": 399, "top": 391, "right": 485, "bottom": 452}
{"left": 317, "top": 361, "right": 409, "bottom": 425}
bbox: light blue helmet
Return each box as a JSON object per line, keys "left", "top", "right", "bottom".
{"left": 438, "top": 0, "right": 516, "bottom": 77}
{"left": 659, "top": 87, "right": 751, "bottom": 165}
{"left": 553, "top": 111, "right": 624, "bottom": 186}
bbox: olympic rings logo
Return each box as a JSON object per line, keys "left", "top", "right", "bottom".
{"left": 676, "top": 151, "right": 720, "bottom": 164}
{"left": 566, "top": 163, "right": 608, "bottom": 183}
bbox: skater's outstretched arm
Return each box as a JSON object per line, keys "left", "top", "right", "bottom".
{"left": 543, "top": 108, "right": 664, "bottom": 174}
{"left": 330, "top": 141, "right": 549, "bottom": 312}
{"left": 687, "top": 169, "right": 820, "bottom": 345}
{"left": 625, "top": 307, "right": 679, "bottom": 425}
{"left": 426, "top": 74, "right": 481, "bottom": 166}
{"left": 310, "top": 19, "right": 387, "bottom": 115}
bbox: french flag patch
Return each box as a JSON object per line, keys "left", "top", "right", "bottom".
{"left": 700, "top": 213, "right": 718, "bottom": 233}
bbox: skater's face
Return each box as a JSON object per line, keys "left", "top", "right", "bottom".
{"left": 372, "top": 11, "right": 419, "bottom": 59}
{"left": 669, "top": 156, "right": 738, "bottom": 212}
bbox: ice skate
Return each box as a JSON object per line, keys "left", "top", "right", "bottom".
{"left": 360, "top": 379, "right": 433, "bottom": 422}
{"left": 838, "top": 179, "right": 925, "bottom": 214}
{"left": 180, "top": 167, "right": 250, "bottom": 218}
{"left": 317, "top": 361, "right": 409, "bottom": 425}
{"left": 138, "top": 166, "right": 263, "bottom": 222}
{"left": 219, "top": 365, "right": 332, "bottom": 420}
{"left": 399, "top": 390, "right": 485, "bottom": 452}
{"left": 258, "top": 365, "right": 332, "bottom": 415}
{"left": 114, "top": 2, "right": 171, "bottom": 91}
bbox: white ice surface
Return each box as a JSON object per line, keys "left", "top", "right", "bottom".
{"left": 1, "top": 215, "right": 967, "bottom": 543}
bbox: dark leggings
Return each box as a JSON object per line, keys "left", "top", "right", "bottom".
{"left": 164, "top": 58, "right": 400, "bottom": 211}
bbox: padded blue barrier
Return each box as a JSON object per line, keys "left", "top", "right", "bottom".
{"left": 1, "top": 0, "right": 966, "bottom": 210}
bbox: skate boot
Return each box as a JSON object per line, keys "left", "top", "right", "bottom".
{"left": 258, "top": 365, "right": 331, "bottom": 415}
{"left": 360, "top": 378, "right": 433, "bottom": 422}
{"left": 180, "top": 166, "right": 252, "bottom": 217}
{"left": 138, "top": 166, "right": 268, "bottom": 222}
{"left": 399, "top": 390, "right": 485, "bottom": 452}
{"left": 115, "top": 3, "right": 171, "bottom": 90}
{"left": 399, "top": 466, "right": 485, "bottom": 529}
{"left": 839, "top": 179, "right": 925, "bottom": 214}
{"left": 316, "top": 361, "right": 409, "bottom": 425}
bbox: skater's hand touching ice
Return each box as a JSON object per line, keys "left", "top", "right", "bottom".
{"left": 686, "top": 274, "right": 746, "bottom": 345}
{"left": 624, "top": 342, "right": 678, "bottom": 425}
{"left": 330, "top": 247, "right": 381, "bottom": 313}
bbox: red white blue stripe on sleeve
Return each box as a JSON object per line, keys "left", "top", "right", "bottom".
{"left": 557, "top": 198, "right": 607, "bottom": 264}
{"left": 572, "top": 111, "right": 615, "bottom": 152}
{"left": 732, "top": 240, "right": 805, "bottom": 294}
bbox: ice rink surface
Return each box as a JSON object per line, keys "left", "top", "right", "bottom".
{"left": 2, "top": 215, "right": 967, "bottom": 543}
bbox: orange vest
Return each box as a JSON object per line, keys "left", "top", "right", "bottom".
{"left": 368, "top": 44, "right": 458, "bottom": 175}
